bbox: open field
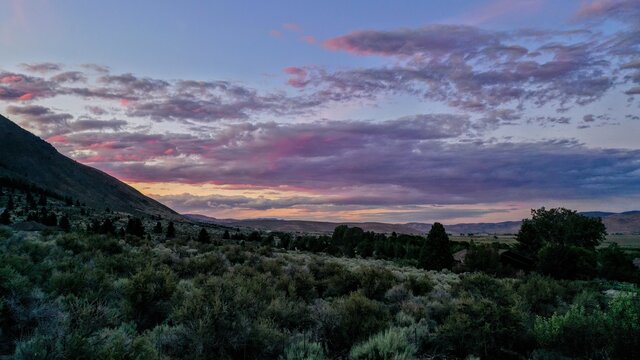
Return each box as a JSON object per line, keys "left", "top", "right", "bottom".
{"left": 451, "top": 234, "right": 640, "bottom": 249}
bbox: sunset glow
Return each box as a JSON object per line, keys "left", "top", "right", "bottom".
{"left": 1, "top": 0, "right": 639, "bottom": 223}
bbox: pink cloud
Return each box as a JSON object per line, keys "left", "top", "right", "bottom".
{"left": 18, "top": 92, "right": 33, "bottom": 101}
{"left": 283, "top": 66, "right": 309, "bottom": 88}
{"left": 283, "top": 23, "right": 302, "bottom": 32}
{"left": 455, "top": 0, "right": 545, "bottom": 25}
{"left": 0, "top": 75, "right": 23, "bottom": 83}
{"left": 269, "top": 29, "right": 283, "bottom": 38}
{"left": 303, "top": 35, "right": 317, "bottom": 44}
{"left": 47, "top": 135, "right": 67, "bottom": 143}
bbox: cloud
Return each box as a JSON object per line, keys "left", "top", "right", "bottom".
{"left": 575, "top": 0, "right": 640, "bottom": 22}
{"left": 48, "top": 115, "right": 639, "bottom": 208}
{"left": 19, "top": 62, "right": 63, "bottom": 74}
{"left": 6, "top": 104, "right": 73, "bottom": 135}
{"left": 288, "top": 17, "right": 640, "bottom": 117}
{"left": 50, "top": 71, "right": 87, "bottom": 83}
{"left": 323, "top": 25, "right": 501, "bottom": 57}
{"left": 0, "top": 72, "right": 58, "bottom": 101}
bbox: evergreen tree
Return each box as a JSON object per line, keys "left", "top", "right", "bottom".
{"left": 41, "top": 212, "right": 58, "bottom": 226}
{"left": 0, "top": 209, "right": 11, "bottom": 225}
{"left": 38, "top": 193, "right": 47, "bottom": 206}
{"left": 222, "top": 230, "right": 230, "bottom": 239}
{"left": 126, "top": 217, "right": 145, "bottom": 237}
{"left": 26, "top": 192, "right": 35, "bottom": 208}
{"left": 59, "top": 215, "right": 71, "bottom": 232}
{"left": 197, "top": 228, "right": 210, "bottom": 243}
{"left": 166, "top": 221, "right": 176, "bottom": 238}
{"left": 100, "top": 218, "right": 116, "bottom": 235}
{"left": 153, "top": 221, "right": 163, "bottom": 234}
{"left": 421, "top": 222, "right": 454, "bottom": 270}
{"left": 5, "top": 196, "right": 14, "bottom": 211}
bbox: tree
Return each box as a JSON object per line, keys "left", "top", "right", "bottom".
{"left": 166, "top": 221, "right": 176, "bottom": 238}
{"left": 5, "top": 196, "right": 14, "bottom": 211}
{"left": 0, "top": 209, "right": 11, "bottom": 225}
{"left": 222, "top": 230, "right": 230, "bottom": 239}
{"left": 100, "top": 218, "right": 116, "bottom": 235}
{"left": 153, "top": 221, "right": 163, "bottom": 234}
{"left": 197, "top": 228, "right": 210, "bottom": 243}
{"left": 38, "top": 193, "right": 47, "bottom": 206}
{"left": 248, "top": 231, "right": 261, "bottom": 242}
{"left": 517, "top": 207, "right": 606, "bottom": 257}
{"left": 420, "top": 222, "right": 454, "bottom": 270}
{"left": 126, "top": 217, "right": 145, "bottom": 237}
{"left": 598, "top": 244, "right": 637, "bottom": 281}
{"left": 59, "top": 215, "right": 71, "bottom": 232}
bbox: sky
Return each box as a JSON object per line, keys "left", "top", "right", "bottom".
{"left": 1, "top": 0, "right": 639, "bottom": 224}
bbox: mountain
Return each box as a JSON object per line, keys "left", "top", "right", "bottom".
{"left": 187, "top": 211, "right": 640, "bottom": 235}
{"left": 0, "top": 114, "right": 179, "bottom": 219}
{"left": 185, "top": 214, "right": 421, "bottom": 234}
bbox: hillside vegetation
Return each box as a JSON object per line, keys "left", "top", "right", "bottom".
{"left": 1, "top": 186, "right": 639, "bottom": 359}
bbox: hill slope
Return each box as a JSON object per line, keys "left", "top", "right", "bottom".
{"left": 0, "top": 114, "right": 179, "bottom": 219}
{"left": 187, "top": 212, "right": 640, "bottom": 235}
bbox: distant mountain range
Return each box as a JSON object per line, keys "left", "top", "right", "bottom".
{"left": 186, "top": 211, "right": 640, "bottom": 235}
{"left": 0, "top": 114, "right": 179, "bottom": 219}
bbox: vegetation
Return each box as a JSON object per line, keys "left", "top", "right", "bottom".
{"left": 0, "top": 188, "right": 638, "bottom": 359}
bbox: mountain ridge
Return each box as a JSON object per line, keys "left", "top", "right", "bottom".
{"left": 186, "top": 211, "right": 640, "bottom": 235}
{"left": 0, "top": 114, "right": 180, "bottom": 219}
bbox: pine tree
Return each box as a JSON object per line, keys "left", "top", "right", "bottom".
{"left": 197, "top": 228, "right": 210, "bottom": 243}
{"left": 38, "top": 194, "right": 47, "bottom": 206}
{"left": 421, "top": 222, "right": 454, "bottom": 270}
{"left": 222, "top": 230, "right": 230, "bottom": 239}
{"left": 59, "top": 215, "right": 71, "bottom": 232}
{"left": 126, "top": 218, "right": 145, "bottom": 237}
{"left": 166, "top": 221, "right": 176, "bottom": 238}
{"left": 153, "top": 221, "right": 163, "bottom": 234}
{"left": 100, "top": 218, "right": 116, "bottom": 235}
{"left": 26, "top": 192, "right": 35, "bottom": 208}
{"left": 0, "top": 209, "right": 11, "bottom": 225}
{"left": 6, "top": 196, "right": 14, "bottom": 211}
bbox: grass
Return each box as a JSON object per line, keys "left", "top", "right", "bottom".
{"left": 451, "top": 234, "right": 640, "bottom": 250}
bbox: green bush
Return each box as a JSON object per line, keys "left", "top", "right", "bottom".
{"left": 123, "top": 265, "right": 177, "bottom": 330}
{"left": 355, "top": 266, "right": 396, "bottom": 300}
{"left": 405, "top": 275, "right": 433, "bottom": 297}
{"left": 516, "top": 274, "right": 566, "bottom": 316}
{"left": 537, "top": 244, "right": 597, "bottom": 279}
{"left": 281, "top": 335, "right": 326, "bottom": 360}
{"left": 598, "top": 244, "right": 638, "bottom": 282}
{"left": 534, "top": 304, "right": 613, "bottom": 358}
{"left": 349, "top": 324, "right": 430, "bottom": 360}
{"left": 330, "top": 291, "right": 391, "bottom": 353}
{"left": 439, "top": 296, "right": 530, "bottom": 358}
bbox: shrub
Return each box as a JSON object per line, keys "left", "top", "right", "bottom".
{"left": 90, "top": 323, "right": 160, "bottom": 360}
{"left": 534, "top": 304, "right": 613, "bottom": 358}
{"left": 355, "top": 266, "right": 396, "bottom": 300}
{"left": 598, "top": 244, "right": 638, "bottom": 282}
{"left": 516, "top": 274, "right": 566, "bottom": 316}
{"left": 330, "top": 291, "right": 390, "bottom": 353}
{"left": 463, "top": 243, "right": 502, "bottom": 274}
{"left": 281, "top": 335, "right": 327, "bottom": 360}
{"left": 439, "top": 296, "right": 530, "bottom": 358}
{"left": 349, "top": 326, "right": 422, "bottom": 360}
{"left": 123, "top": 265, "right": 177, "bottom": 330}
{"left": 537, "top": 244, "right": 597, "bottom": 279}
{"left": 405, "top": 275, "right": 433, "bottom": 296}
